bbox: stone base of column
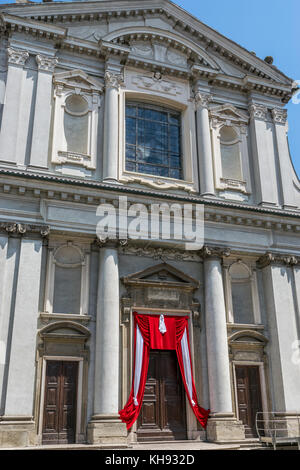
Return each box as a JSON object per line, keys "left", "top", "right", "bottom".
{"left": 272, "top": 412, "right": 300, "bottom": 438}
{"left": 0, "top": 416, "right": 37, "bottom": 448}
{"left": 87, "top": 414, "right": 128, "bottom": 446}
{"left": 206, "top": 413, "right": 245, "bottom": 443}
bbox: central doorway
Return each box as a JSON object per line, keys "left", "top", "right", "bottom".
{"left": 137, "top": 350, "right": 187, "bottom": 441}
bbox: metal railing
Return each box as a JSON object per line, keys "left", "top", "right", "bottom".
{"left": 255, "top": 412, "right": 300, "bottom": 450}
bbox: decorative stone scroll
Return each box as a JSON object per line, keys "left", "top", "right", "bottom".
{"left": 131, "top": 72, "right": 184, "bottom": 97}
{"left": 118, "top": 243, "right": 202, "bottom": 262}
{"left": 200, "top": 245, "right": 231, "bottom": 259}
{"left": 0, "top": 221, "right": 50, "bottom": 237}
{"left": 94, "top": 236, "right": 128, "bottom": 248}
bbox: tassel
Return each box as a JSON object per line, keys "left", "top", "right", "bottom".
{"left": 133, "top": 397, "right": 139, "bottom": 406}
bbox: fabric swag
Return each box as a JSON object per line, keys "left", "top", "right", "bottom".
{"left": 119, "top": 312, "right": 210, "bottom": 430}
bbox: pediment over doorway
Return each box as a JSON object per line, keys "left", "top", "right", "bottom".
{"left": 122, "top": 262, "right": 200, "bottom": 290}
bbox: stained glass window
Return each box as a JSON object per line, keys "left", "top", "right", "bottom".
{"left": 125, "top": 102, "right": 182, "bottom": 180}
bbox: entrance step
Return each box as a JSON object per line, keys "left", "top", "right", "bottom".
{"left": 215, "top": 438, "right": 263, "bottom": 450}
{"left": 0, "top": 443, "right": 130, "bottom": 451}
{"left": 130, "top": 440, "right": 241, "bottom": 450}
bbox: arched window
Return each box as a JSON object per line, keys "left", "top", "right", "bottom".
{"left": 64, "top": 94, "right": 89, "bottom": 155}
{"left": 220, "top": 126, "right": 242, "bottom": 181}
{"left": 229, "top": 262, "right": 254, "bottom": 324}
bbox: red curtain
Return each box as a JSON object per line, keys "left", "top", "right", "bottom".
{"left": 119, "top": 312, "right": 210, "bottom": 430}
{"left": 119, "top": 315, "right": 150, "bottom": 430}
{"left": 175, "top": 317, "right": 211, "bottom": 429}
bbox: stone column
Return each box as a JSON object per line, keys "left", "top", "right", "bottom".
{"left": 0, "top": 47, "right": 29, "bottom": 164}
{"left": 0, "top": 233, "right": 21, "bottom": 415}
{"left": 203, "top": 246, "right": 245, "bottom": 442}
{"left": 0, "top": 234, "right": 43, "bottom": 448}
{"left": 29, "top": 54, "right": 57, "bottom": 169}
{"left": 87, "top": 241, "right": 127, "bottom": 445}
{"left": 271, "top": 108, "right": 297, "bottom": 209}
{"left": 248, "top": 102, "right": 279, "bottom": 207}
{"left": 195, "top": 92, "right": 215, "bottom": 197}
{"left": 259, "top": 253, "right": 300, "bottom": 413}
{"left": 102, "top": 71, "right": 123, "bottom": 183}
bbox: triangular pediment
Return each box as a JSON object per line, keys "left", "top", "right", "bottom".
{"left": 53, "top": 69, "right": 103, "bottom": 93}
{"left": 122, "top": 262, "right": 199, "bottom": 289}
{"left": 1, "top": 0, "right": 294, "bottom": 98}
{"left": 209, "top": 104, "right": 249, "bottom": 124}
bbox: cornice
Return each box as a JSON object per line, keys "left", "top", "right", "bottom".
{"left": 0, "top": 168, "right": 300, "bottom": 226}
{"left": 0, "top": 12, "right": 67, "bottom": 41}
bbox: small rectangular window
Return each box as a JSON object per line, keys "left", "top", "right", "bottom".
{"left": 231, "top": 281, "right": 254, "bottom": 324}
{"left": 53, "top": 265, "right": 82, "bottom": 314}
{"left": 125, "top": 102, "right": 182, "bottom": 179}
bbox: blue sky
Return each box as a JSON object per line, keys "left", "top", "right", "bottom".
{"left": 1, "top": 0, "right": 299, "bottom": 177}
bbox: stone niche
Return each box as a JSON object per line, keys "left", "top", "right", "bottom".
{"left": 121, "top": 262, "right": 201, "bottom": 319}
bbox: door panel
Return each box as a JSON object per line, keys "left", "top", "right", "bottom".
{"left": 236, "top": 366, "right": 263, "bottom": 438}
{"left": 137, "top": 350, "right": 187, "bottom": 441}
{"left": 42, "top": 361, "right": 78, "bottom": 445}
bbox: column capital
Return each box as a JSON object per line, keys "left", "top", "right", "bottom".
{"left": 194, "top": 91, "right": 213, "bottom": 109}
{"left": 94, "top": 236, "right": 128, "bottom": 249}
{"left": 257, "top": 251, "right": 299, "bottom": 268}
{"left": 7, "top": 47, "right": 29, "bottom": 66}
{"left": 36, "top": 54, "right": 57, "bottom": 72}
{"left": 104, "top": 70, "right": 124, "bottom": 90}
{"left": 248, "top": 103, "right": 268, "bottom": 121}
{"left": 0, "top": 221, "right": 50, "bottom": 239}
{"left": 200, "top": 245, "right": 231, "bottom": 260}
{"left": 271, "top": 107, "right": 288, "bottom": 125}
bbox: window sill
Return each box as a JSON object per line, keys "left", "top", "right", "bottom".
{"left": 120, "top": 171, "right": 196, "bottom": 193}
{"left": 53, "top": 151, "right": 95, "bottom": 170}
{"left": 40, "top": 312, "right": 92, "bottom": 324}
{"left": 219, "top": 178, "right": 249, "bottom": 193}
{"left": 227, "top": 323, "right": 264, "bottom": 330}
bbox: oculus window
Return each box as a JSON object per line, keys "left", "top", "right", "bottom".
{"left": 125, "top": 102, "right": 182, "bottom": 180}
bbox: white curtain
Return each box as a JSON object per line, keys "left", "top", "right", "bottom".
{"left": 181, "top": 328, "right": 195, "bottom": 405}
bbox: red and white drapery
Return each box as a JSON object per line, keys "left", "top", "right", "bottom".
{"left": 119, "top": 312, "right": 210, "bottom": 430}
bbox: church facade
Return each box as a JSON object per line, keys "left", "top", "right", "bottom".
{"left": 0, "top": 0, "right": 299, "bottom": 448}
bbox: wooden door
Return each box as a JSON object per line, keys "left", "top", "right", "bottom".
{"left": 235, "top": 365, "right": 263, "bottom": 438}
{"left": 42, "top": 361, "right": 78, "bottom": 445}
{"left": 137, "top": 350, "right": 187, "bottom": 441}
